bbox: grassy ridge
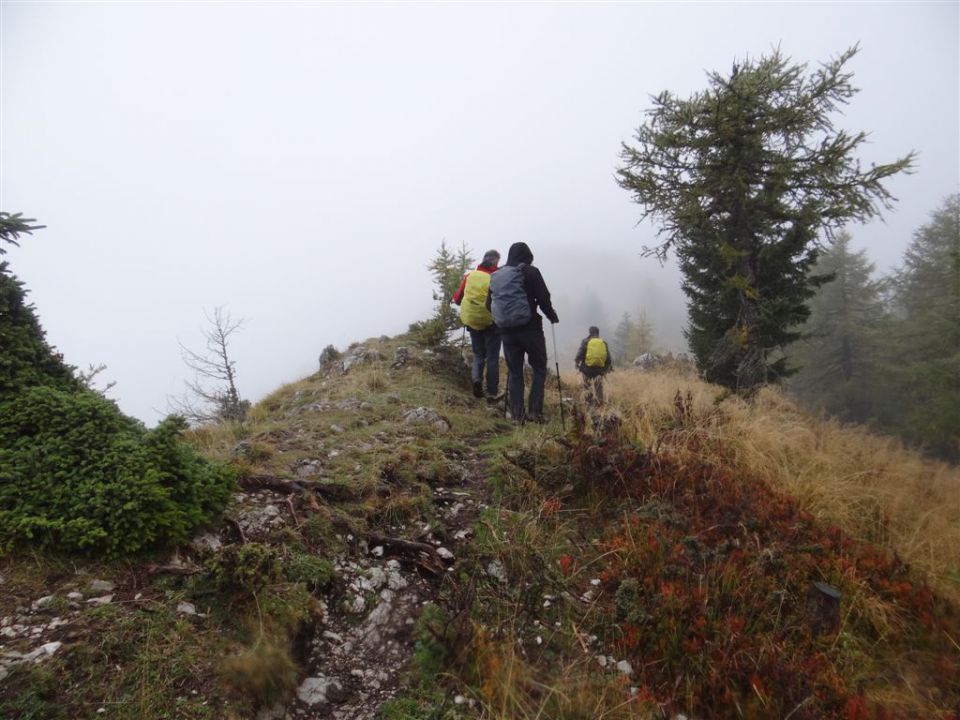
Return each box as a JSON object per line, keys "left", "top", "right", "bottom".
{"left": 407, "top": 369, "right": 959, "bottom": 719}
{"left": 2, "top": 338, "right": 957, "bottom": 719}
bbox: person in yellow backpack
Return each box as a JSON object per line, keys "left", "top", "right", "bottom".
{"left": 574, "top": 326, "right": 612, "bottom": 406}
{"left": 453, "top": 250, "right": 502, "bottom": 400}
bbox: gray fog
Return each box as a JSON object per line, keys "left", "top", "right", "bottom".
{"left": 2, "top": 2, "right": 957, "bottom": 424}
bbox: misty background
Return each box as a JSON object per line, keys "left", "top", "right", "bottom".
{"left": 2, "top": 2, "right": 957, "bottom": 424}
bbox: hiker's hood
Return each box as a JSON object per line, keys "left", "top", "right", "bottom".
{"left": 506, "top": 242, "right": 533, "bottom": 266}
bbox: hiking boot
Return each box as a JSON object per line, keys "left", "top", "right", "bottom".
{"left": 524, "top": 414, "right": 547, "bottom": 425}
{"left": 485, "top": 390, "right": 504, "bottom": 404}
{"left": 472, "top": 380, "right": 484, "bottom": 399}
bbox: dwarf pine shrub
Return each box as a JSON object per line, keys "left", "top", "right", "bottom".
{"left": 0, "top": 385, "right": 234, "bottom": 556}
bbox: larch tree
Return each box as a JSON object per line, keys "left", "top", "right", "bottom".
{"left": 428, "top": 240, "right": 474, "bottom": 333}
{"left": 616, "top": 46, "right": 913, "bottom": 392}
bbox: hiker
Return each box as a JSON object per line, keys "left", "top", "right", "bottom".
{"left": 574, "top": 325, "right": 612, "bottom": 406}
{"left": 487, "top": 241, "right": 559, "bottom": 423}
{"left": 452, "top": 249, "right": 502, "bottom": 400}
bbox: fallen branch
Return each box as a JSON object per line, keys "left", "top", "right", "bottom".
{"left": 367, "top": 533, "right": 445, "bottom": 575}
{"left": 145, "top": 563, "right": 202, "bottom": 576}
{"left": 240, "top": 474, "right": 356, "bottom": 501}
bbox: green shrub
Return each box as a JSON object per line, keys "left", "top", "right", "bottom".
{"left": 407, "top": 317, "right": 448, "bottom": 347}
{"left": 0, "top": 386, "right": 234, "bottom": 556}
{"left": 283, "top": 552, "right": 334, "bottom": 592}
{"left": 207, "top": 542, "right": 282, "bottom": 595}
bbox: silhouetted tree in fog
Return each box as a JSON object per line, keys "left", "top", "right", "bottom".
{"left": 171, "top": 307, "right": 249, "bottom": 424}
{"left": 789, "top": 232, "right": 887, "bottom": 422}
{"left": 886, "top": 195, "right": 960, "bottom": 461}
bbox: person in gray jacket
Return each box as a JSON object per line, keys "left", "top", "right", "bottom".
{"left": 487, "top": 242, "right": 558, "bottom": 423}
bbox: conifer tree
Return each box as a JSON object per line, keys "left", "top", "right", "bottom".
{"left": 0, "top": 213, "right": 79, "bottom": 395}
{"left": 612, "top": 312, "right": 636, "bottom": 361}
{"left": 789, "top": 232, "right": 886, "bottom": 422}
{"left": 0, "top": 212, "right": 234, "bottom": 556}
{"left": 427, "top": 240, "right": 474, "bottom": 333}
{"left": 631, "top": 309, "right": 657, "bottom": 357}
{"left": 617, "top": 47, "right": 913, "bottom": 392}
{"left": 886, "top": 195, "right": 960, "bottom": 460}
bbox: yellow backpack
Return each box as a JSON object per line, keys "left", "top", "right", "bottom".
{"left": 459, "top": 271, "right": 493, "bottom": 330}
{"left": 585, "top": 337, "right": 608, "bottom": 367}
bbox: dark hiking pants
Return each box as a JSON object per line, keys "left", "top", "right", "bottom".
{"left": 580, "top": 367, "right": 605, "bottom": 406}
{"left": 468, "top": 326, "right": 501, "bottom": 396}
{"left": 502, "top": 326, "right": 547, "bottom": 421}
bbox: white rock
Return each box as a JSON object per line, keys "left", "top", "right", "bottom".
{"left": 190, "top": 533, "right": 223, "bottom": 553}
{"left": 454, "top": 695, "right": 466, "bottom": 705}
{"left": 371, "top": 545, "right": 384, "bottom": 557}
{"left": 365, "top": 602, "right": 392, "bottom": 629}
{"left": 297, "top": 676, "right": 343, "bottom": 706}
{"left": 590, "top": 578, "right": 602, "bottom": 586}
{"left": 616, "top": 659, "right": 634, "bottom": 676}
{"left": 177, "top": 602, "right": 197, "bottom": 616}
{"left": 1, "top": 625, "right": 25, "bottom": 638}
{"left": 32, "top": 595, "right": 56, "bottom": 611}
{"left": 596, "top": 655, "right": 609, "bottom": 668}
{"left": 23, "top": 641, "right": 62, "bottom": 663}
{"left": 345, "top": 594, "right": 366, "bottom": 614}
{"left": 360, "top": 567, "right": 387, "bottom": 591}
{"left": 88, "top": 580, "right": 115, "bottom": 593}
{"left": 436, "top": 547, "right": 454, "bottom": 561}
{"left": 86, "top": 595, "right": 114, "bottom": 606}
{"left": 387, "top": 569, "right": 408, "bottom": 591}
{"left": 486, "top": 560, "right": 508, "bottom": 583}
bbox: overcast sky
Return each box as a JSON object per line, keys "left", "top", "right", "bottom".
{"left": 2, "top": 1, "right": 957, "bottom": 424}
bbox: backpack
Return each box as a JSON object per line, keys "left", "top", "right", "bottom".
{"left": 459, "top": 270, "right": 493, "bottom": 330}
{"left": 489, "top": 264, "right": 532, "bottom": 329}
{"left": 585, "top": 338, "right": 608, "bottom": 368}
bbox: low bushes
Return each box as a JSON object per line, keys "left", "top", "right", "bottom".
{"left": 0, "top": 385, "right": 234, "bottom": 556}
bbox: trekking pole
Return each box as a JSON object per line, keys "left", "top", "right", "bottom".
{"left": 550, "top": 323, "right": 566, "bottom": 431}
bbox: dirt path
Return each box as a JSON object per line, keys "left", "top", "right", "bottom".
{"left": 257, "top": 450, "right": 490, "bottom": 720}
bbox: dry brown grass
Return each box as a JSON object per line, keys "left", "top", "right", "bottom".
{"left": 604, "top": 368, "right": 960, "bottom": 600}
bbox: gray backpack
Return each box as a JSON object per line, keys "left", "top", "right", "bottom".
{"left": 490, "top": 264, "right": 532, "bottom": 328}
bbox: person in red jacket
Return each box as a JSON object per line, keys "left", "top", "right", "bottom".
{"left": 453, "top": 250, "right": 502, "bottom": 400}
